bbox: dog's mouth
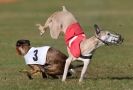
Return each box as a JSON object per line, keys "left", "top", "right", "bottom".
{"left": 98, "top": 33, "right": 124, "bottom": 45}
{"left": 115, "top": 34, "right": 124, "bottom": 45}
{"left": 105, "top": 34, "right": 123, "bottom": 45}
{"left": 109, "top": 33, "right": 124, "bottom": 45}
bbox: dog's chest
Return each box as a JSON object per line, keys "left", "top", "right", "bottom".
{"left": 24, "top": 46, "right": 50, "bottom": 65}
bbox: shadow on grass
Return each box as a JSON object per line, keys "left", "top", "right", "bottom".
{"left": 68, "top": 75, "right": 133, "bottom": 80}
{"left": 84, "top": 76, "right": 133, "bottom": 80}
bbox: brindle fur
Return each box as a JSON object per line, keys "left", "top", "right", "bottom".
{"left": 16, "top": 40, "right": 73, "bottom": 79}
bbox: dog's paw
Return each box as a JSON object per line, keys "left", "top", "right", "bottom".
{"left": 27, "top": 73, "right": 33, "bottom": 80}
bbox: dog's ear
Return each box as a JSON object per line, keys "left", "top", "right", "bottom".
{"left": 94, "top": 24, "right": 101, "bottom": 35}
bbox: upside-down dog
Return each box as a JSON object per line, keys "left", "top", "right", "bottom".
{"left": 16, "top": 39, "right": 75, "bottom": 79}
{"left": 36, "top": 6, "right": 123, "bottom": 82}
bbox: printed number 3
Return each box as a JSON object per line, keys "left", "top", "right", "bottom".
{"left": 33, "top": 50, "right": 38, "bottom": 61}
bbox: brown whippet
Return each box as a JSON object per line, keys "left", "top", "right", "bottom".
{"left": 16, "top": 39, "right": 77, "bottom": 79}
{"left": 36, "top": 6, "right": 123, "bottom": 82}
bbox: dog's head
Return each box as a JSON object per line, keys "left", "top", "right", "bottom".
{"left": 16, "top": 39, "right": 31, "bottom": 55}
{"left": 94, "top": 24, "right": 124, "bottom": 45}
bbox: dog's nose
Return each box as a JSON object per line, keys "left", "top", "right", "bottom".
{"left": 118, "top": 34, "right": 124, "bottom": 44}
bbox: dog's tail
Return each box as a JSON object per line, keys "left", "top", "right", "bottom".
{"left": 62, "top": 6, "right": 68, "bottom": 12}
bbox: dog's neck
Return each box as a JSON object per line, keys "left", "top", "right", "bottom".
{"left": 80, "top": 36, "right": 104, "bottom": 56}
{"left": 94, "top": 36, "right": 105, "bottom": 48}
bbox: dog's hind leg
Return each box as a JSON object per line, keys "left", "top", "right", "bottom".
{"left": 62, "top": 56, "right": 73, "bottom": 82}
{"left": 41, "top": 72, "right": 48, "bottom": 79}
{"left": 36, "top": 16, "right": 52, "bottom": 36}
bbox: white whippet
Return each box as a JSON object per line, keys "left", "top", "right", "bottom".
{"left": 36, "top": 6, "right": 123, "bottom": 82}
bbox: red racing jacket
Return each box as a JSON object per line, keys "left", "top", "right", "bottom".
{"left": 64, "top": 23, "right": 86, "bottom": 58}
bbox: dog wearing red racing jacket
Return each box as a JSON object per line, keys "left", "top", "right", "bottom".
{"left": 36, "top": 6, "right": 123, "bottom": 82}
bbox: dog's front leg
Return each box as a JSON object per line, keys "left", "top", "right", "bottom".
{"left": 26, "top": 70, "right": 33, "bottom": 80}
{"left": 78, "top": 58, "right": 90, "bottom": 82}
{"left": 62, "top": 56, "right": 73, "bottom": 82}
{"left": 19, "top": 69, "right": 34, "bottom": 80}
{"left": 26, "top": 65, "right": 41, "bottom": 79}
{"left": 19, "top": 69, "right": 33, "bottom": 79}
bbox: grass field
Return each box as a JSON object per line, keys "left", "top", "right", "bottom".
{"left": 0, "top": 0, "right": 133, "bottom": 90}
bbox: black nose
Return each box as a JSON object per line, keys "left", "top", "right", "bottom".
{"left": 118, "top": 35, "right": 124, "bottom": 44}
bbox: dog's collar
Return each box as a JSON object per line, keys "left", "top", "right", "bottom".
{"left": 95, "top": 36, "right": 109, "bottom": 45}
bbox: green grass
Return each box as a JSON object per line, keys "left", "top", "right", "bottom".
{"left": 0, "top": 0, "right": 133, "bottom": 90}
